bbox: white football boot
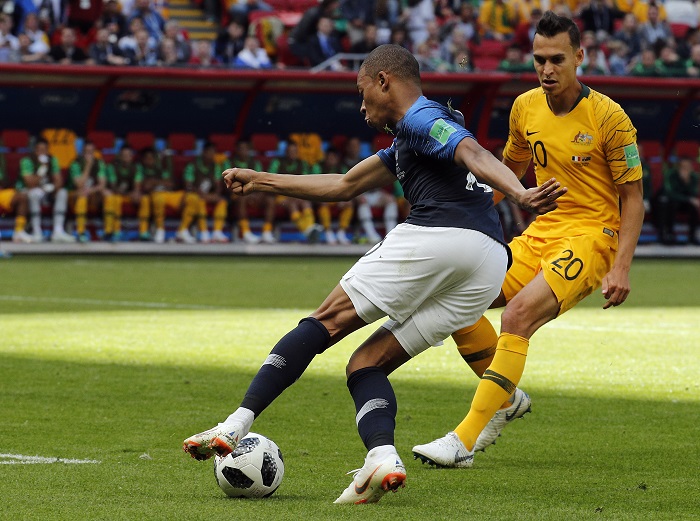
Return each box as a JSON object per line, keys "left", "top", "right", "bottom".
{"left": 51, "top": 230, "right": 77, "bottom": 243}
{"left": 243, "top": 231, "right": 260, "bottom": 244}
{"left": 336, "top": 230, "right": 351, "bottom": 245}
{"left": 183, "top": 420, "right": 247, "bottom": 461}
{"left": 334, "top": 446, "right": 406, "bottom": 504}
{"left": 176, "top": 228, "right": 196, "bottom": 244}
{"left": 12, "top": 230, "right": 33, "bottom": 243}
{"left": 474, "top": 387, "right": 531, "bottom": 451}
{"left": 325, "top": 229, "right": 338, "bottom": 245}
{"left": 199, "top": 230, "right": 211, "bottom": 243}
{"left": 412, "top": 432, "right": 474, "bottom": 468}
{"left": 261, "top": 230, "right": 276, "bottom": 244}
{"left": 212, "top": 230, "right": 229, "bottom": 243}
{"left": 154, "top": 228, "right": 165, "bottom": 244}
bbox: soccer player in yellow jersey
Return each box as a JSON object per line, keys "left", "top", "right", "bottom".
{"left": 412, "top": 11, "right": 645, "bottom": 467}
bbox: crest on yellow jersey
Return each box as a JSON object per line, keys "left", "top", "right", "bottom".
{"left": 571, "top": 131, "right": 593, "bottom": 145}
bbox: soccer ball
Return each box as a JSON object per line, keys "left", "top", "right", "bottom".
{"left": 214, "top": 433, "right": 284, "bottom": 498}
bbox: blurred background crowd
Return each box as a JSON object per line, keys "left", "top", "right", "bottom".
{"left": 0, "top": 0, "right": 699, "bottom": 76}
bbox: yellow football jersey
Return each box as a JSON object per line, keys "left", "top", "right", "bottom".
{"left": 503, "top": 84, "right": 642, "bottom": 240}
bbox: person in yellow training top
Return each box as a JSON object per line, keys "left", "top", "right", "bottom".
{"left": 0, "top": 166, "right": 31, "bottom": 243}
{"left": 409, "top": 10, "right": 645, "bottom": 468}
{"left": 104, "top": 144, "right": 146, "bottom": 242}
{"left": 139, "top": 147, "right": 200, "bottom": 244}
{"left": 268, "top": 141, "right": 323, "bottom": 243}
{"left": 226, "top": 140, "right": 277, "bottom": 244}
{"left": 68, "top": 141, "right": 108, "bottom": 243}
{"left": 309, "top": 147, "right": 353, "bottom": 245}
{"left": 182, "top": 142, "right": 229, "bottom": 244}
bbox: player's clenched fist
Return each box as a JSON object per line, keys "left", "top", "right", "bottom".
{"left": 222, "top": 167, "right": 259, "bottom": 195}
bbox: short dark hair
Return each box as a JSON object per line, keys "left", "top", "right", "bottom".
{"left": 536, "top": 11, "right": 581, "bottom": 49}
{"left": 360, "top": 44, "right": 421, "bottom": 87}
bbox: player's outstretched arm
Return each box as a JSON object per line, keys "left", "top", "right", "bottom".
{"left": 454, "top": 137, "right": 566, "bottom": 214}
{"left": 602, "top": 179, "right": 644, "bottom": 309}
{"left": 222, "top": 155, "right": 395, "bottom": 202}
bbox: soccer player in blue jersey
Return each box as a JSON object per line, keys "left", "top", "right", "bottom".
{"left": 183, "top": 44, "right": 566, "bottom": 504}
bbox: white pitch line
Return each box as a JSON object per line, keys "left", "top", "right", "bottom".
{"left": 0, "top": 453, "right": 101, "bottom": 465}
{"left": 0, "top": 295, "right": 225, "bottom": 311}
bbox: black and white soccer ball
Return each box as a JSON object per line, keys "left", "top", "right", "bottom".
{"left": 214, "top": 433, "right": 284, "bottom": 498}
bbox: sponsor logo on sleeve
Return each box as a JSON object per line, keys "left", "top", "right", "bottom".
{"left": 429, "top": 119, "right": 457, "bottom": 145}
{"left": 624, "top": 144, "right": 641, "bottom": 168}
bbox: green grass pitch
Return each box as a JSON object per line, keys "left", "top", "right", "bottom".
{"left": 0, "top": 256, "right": 698, "bottom": 520}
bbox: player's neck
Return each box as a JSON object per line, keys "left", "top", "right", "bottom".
{"left": 545, "top": 82, "right": 583, "bottom": 117}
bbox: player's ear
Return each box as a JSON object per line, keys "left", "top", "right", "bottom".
{"left": 574, "top": 47, "right": 584, "bottom": 67}
{"left": 378, "top": 72, "right": 388, "bottom": 89}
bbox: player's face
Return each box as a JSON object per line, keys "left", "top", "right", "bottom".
{"left": 532, "top": 32, "right": 583, "bottom": 97}
{"left": 357, "top": 69, "right": 388, "bottom": 130}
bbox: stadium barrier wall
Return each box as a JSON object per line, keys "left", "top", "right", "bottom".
{"left": 0, "top": 64, "right": 698, "bottom": 157}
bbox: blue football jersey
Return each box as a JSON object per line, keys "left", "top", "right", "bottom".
{"left": 376, "top": 96, "right": 505, "bottom": 246}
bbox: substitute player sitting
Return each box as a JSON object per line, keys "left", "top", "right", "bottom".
{"left": 412, "top": 11, "right": 645, "bottom": 467}
{"left": 68, "top": 141, "right": 108, "bottom": 243}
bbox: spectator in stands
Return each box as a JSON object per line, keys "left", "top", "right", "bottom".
{"left": 340, "top": 0, "right": 376, "bottom": 45}
{"left": 0, "top": 13, "right": 20, "bottom": 62}
{"left": 307, "top": 16, "right": 344, "bottom": 67}
{"left": 188, "top": 39, "right": 219, "bottom": 67}
{"left": 49, "top": 26, "right": 90, "bottom": 64}
{"left": 229, "top": 0, "right": 273, "bottom": 19}
{"left": 101, "top": 0, "right": 128, "bottom": 39}
{"left": 310, "top": 147, "right": 353, "bottom": 245}
{"left": 20, "top": 138, "right": 75, "bottom": 243}
{"left": 34, "top": 0, "right": 68, "bottom": 33}
{"left": 90, "top": 27, "right": 129, "bottom": 65}
{"left": 288, "top": 0, "right": 340, "bottom": 65}
{"left": 119, "top": 17, "right": 156, "bottom": 53}
{"left": 128, "top": 0, "right": 165, "bottom": 41}
{"left": 513, "top": 7, "right": 543, "bottom": 53}
{"left": 404, "top": 0, "right": 435, "bottom": 46}
{"left": 22, "top": 13, "right": 50, "bottom": 54}
{"left": 451, "top": 45, "right": 474, "bottom": 72}
{"left": 68, "top": 141, "right": 108, "bottom": 243}
{"left": 440, "top": 2, "right": 478, "bottom": 45}
{"left": 164, "top": 20, "right": 191, "bottom": 62}
{"left": 125, "top": 28, "right": 159, "bottom": 65}
{"left": 351, "top": 23, "right": 380, "bottom": 54}
{"left": 214, "top": 18, "right": 246, "bottom": 65}
{"left": 415, "top": 39, "right": 450, "bottom": 71}
{"left": 227, "top": 139, "right": 276, "bottom": 244}
{"left": 633, "top": 0, "right": 668, "bottom": 24}
{"left": 478, "top": 0, "right": 518, "bottom": 41}
{"left": 182, "top": 142, "right": 228, "bottom": 243}
{"left": 67, "top": 0, "right": 104, "bottom": 36}
{"left": 158, "top": 36, "right": 187, "bottom": 66}
{"left": 606, "top": 39, "right": 631, "bottom": 75}
{"left": 630, "top": 47, "right": 666, "bottom": 75}
{"left": 234, "top": 35, "right": 272, "bottom": 68}
{"left": 17, "top": 33, "right": 48, "bottom": 62}
{"left": 268, "top": 142, "right": 324, "bottom": 243}
{"left": 440, "top": 25, "right": 469, "bottom": 64}
{"left": 686, "top": 42, "right": 700, "bottom": 76}
{"left": 639, "top": 3, "right": 673, "bottom": 50}
{"left": 389, "top": 23, "right": 410, "bottom": 50}
{"left": 104, "top": 144, "right": 144, "bottom": 241}
{"left": 579, "top": 43, "right": 610, "bottom": 74}
{"left": 579, "top": 0, "right": 624, "bottom": 41}
{"left": 498, "top": 44, "right": 533, "bottom": 72}
{"left": 657, "top": 43, "right": 687, "bottom": 75}
{"left": 657, "top": 157, "right": 700, "bottom": 245}
{"left": 613, "top": 13, "right": 643, "bottom": 61}
{"left": 0, "top": 166, "right": 31, "bottom": 243}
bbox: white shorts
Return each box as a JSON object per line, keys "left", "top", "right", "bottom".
{"left": 340, "top": 223, "right": 507, "bottom": 356}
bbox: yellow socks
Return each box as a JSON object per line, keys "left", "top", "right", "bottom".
{"left": 138, "top": 195, "right": 150, "bottom": 235}
{"left": 213, "top": 200, "right": 227, "bottom": 232}
{"left": 339, "top": 205, "right": 353, "bottom": 230}
{"left": 74, "top": 196, "right": 87, "bottom": 234}
{"left": 453, "top": 316, "right": 498, "bottom": 378}
{"left": 454, "top": 333, "right": 529, "bottom": 450}
{"left": 180, "top": 193, "right": 198, "bottom": 231}
{"left": 14, "top": 215, "right": 27, "bottom": 234}
{"left": 152, "top": 192, "right": 166, "bottom": 229}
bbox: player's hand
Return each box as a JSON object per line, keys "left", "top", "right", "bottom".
{"left": 222, "top": 168, "right": 259, "bottom": 195}
{"left": 601, "top": 265, "right": 631, "bottom": 309}
{"left": 514, "top": 178, "right": 567, "bottom": 215}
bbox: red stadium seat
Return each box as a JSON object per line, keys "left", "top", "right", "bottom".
{"left": 330, "top": 134, "right": 348, "bottom": 152}
{"left": 86, "top": 130, "right": 116, "bottom": 151}
{"left": 125, "top": 131, "right": 156, "bottom": 151}
{"left": 674, "top": 140, "right": 699, "bottom": 160}
{"left": 167, "top": 132, "right": 197, "bottom": 153}
{"left": 209, "top": 133, "right": 237, "bottom": 153}
{"left": 638, "top": 139, "right": 663, "bottom": 162}
{"left": 0, "top": 129, "right": 31, "bottom": 150}
{"left": 251, "top": 133, "right": 279, "bottom": 155}
{"left": 669, "top": 23, "right": 692, "bottom": 39}
{"left": 372, "top": 133, "right": 395, "bottom": 152}
{"left": 473, "top": 56, "right": 502, "bottom": 71}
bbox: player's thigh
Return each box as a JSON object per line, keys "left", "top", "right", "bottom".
{"left": 0, "top": 189, "right": 15, "bottom": 211}
{"left": 311, "top": 283, "right": 366, "bottom": 345}
{"left": 346, "top": 326, "right": 411, "bottom": 376}
{"left": 540, "top": 234, "right": 616, "bottom": 315}
{"left": 501, "top": 234, "right": 545, "bottom": 303}
{"left": 164, "top": 191, "right": 184, "bottom": 210}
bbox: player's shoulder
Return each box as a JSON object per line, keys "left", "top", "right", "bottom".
{"left": 583, "top": 85, "right": 627, "bottom": 119}
{"left": 513, "top": 87, "right": 543, "bottom": 108}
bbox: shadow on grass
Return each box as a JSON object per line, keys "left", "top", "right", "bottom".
{"left": 2, "top": 353, "right": 698, "bottom": 521}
